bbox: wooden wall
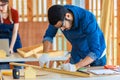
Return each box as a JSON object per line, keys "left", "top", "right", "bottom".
{"left": 19, "top": 22, "right": 48, "bottom": 47}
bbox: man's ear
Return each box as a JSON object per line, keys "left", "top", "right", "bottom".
{"left": 65, "top": 13, "right": 71, "bottom": 19}
{"left": 65, "top": 13, "right": 70, "bottom": 18}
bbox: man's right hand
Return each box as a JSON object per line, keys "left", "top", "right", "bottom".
{"left": 61, "top": 63, "right": 77, "bottom": 72}
{"left": 39, "top": 54, "right": 50, "bottom": 68}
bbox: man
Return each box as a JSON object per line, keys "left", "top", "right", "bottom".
{"left": 39, "top": 5, "right": 106, "bottom": 71}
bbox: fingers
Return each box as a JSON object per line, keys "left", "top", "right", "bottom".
{"left": 64, "top": 57, "right": 70, "bottom": 64}
{"left": 64, "top": 59, "right": 70, "bottom": 64}
{"left": 39, "top": 62, "right": 45, "bottom": 68}
{"left": 62, "top": 63, "right": 70, "bottom": 71}
{"left": 61, "top": 63, "right": 76, "bottom": 72}
{"left": 39, "top": 54, "right": 50, "bottom": 68}
{"left": 46, "top": 62, "right": 50, "bottom": 68}
{"left": 39, "top": 61, "right": 50, "bottom": 68}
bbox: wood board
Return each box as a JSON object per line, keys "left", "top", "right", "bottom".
{"left": 10, "top": 62, "right": 92, "bottom": 77}
{"left": 33, "top": 50, "right": 65, "bottom": 58}
{"left": 1, "top": 69, "right": 48, "bottom": 77}
{"left": 17, "top": 43, "right": 66, "bottom": 59}
{"left": 17, "top": 44, "right": 43, "bottom": 58}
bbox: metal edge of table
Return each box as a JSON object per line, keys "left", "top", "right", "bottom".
{"left": 0, "top": 53, "right": 68, "bottom": 62}
{"left": 0, "top": 53, "right": 38, "bottom": 62}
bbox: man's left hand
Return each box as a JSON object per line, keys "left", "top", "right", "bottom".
{"left": 39, "top": 54, "right": 50, "bottom": 68}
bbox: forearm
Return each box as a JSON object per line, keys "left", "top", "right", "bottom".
{"left": 43, "top": 40, "right": 52, "bottom": 53}
{"left": 75, "top": 56, "right": 94, "bottom": 69}
{"left": 10, "top": 31, "right": 17, "bottom": 49}
{"left": 10, "top": 24, "right": 19, "bottom": 50}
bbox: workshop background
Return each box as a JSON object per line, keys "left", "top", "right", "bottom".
{"left": 9, "top": 0, "right": 120, "bottom": 65}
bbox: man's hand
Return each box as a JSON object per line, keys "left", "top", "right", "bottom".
{"left": 61, "top": 63, "right": 77, "bottom": 72}
{"left": 39, "top": 54, "right": 50, "bottom": 68}
{"left": 64, "top": 56, "right": 71, "bottom": 64}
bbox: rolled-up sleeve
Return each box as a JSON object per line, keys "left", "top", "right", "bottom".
{"left": 87, "top": 52, "right": 98, "bottom": 60}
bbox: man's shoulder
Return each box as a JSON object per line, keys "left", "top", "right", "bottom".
{"left": 64, "top": 5, "right": 85, "bottom": 10}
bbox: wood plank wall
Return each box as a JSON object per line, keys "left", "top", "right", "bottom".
{"left": 19, "top": 22, "right": 48, "bottom": 47}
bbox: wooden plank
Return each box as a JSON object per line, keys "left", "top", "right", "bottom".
{"left": 47, "top": 0, "right": 52, "bottom": 21}
{"left": 0, "top": 50, "right": 6, "bottom": 58}
{"left": 16, "top": 0, "right": 19, "bottom": 10}
{"left": 56, "top": 0, "right": 58, "bottom": 4}
{"left": 21, "top": 0, "right": 25, "bottom": 21}
{"left": 100, "top": 0, "right": 112, "bottom": 64}
{"left": 9, "top": 0, "right": 13, "bottom": 7}
{"left": 41, "top": 0, "right": 44, "bottom": 21}
{"left": 85, "top": 0, "right": 89, "bottom": 10}
{"left": 117, "top": 0, "right": 120, "bottom": 65}
{"left": 47, "top": 0, "right": 52, "bottom": 10}
{"left": 96, "top": 0, "right": 98, "bottom": 20}
{"left": 56, "top": 34, "right": 59, "bottom": 50}
{"left": 17, "top": 44, "right": 43, "bottom": 58}
{"left": 66, "top": 0, "right": 72, "bottom": 4}
{"left": 111, "top": 0, "right": 115, "bottom": 65}
{"left": 100, "top": 0, "right": 111, "bottom": 44}
{"left": 106, "top": 22, "right": 111, "bottom": 64}
{"left": 91, "top": 0, "right": 94, "bottom": 12}
{"left": 100, "top": 0, "right": 102, "bottom": 28}
{"left": 17, "top": 43, "right": 59, "bottom": 58}
{"left": 27, "top": 0, "right": 33, "bottom": 21}
{"left": 62, "top": 35, "right": 64, "bottom": 50}
{"left": 10, "top": 62, "right": 92, "bottom": 77}
{"left": 36, "top": 0, "right": 39, "bottom": 21}
{"left": 61, "top": 0, "right": 64, "bottom": 4}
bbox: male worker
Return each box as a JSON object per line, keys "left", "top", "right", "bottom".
{"left": 39, "top": 5, "right": 106, "bottom": 71}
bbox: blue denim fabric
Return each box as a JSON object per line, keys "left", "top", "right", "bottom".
{"left": 0, "top": 62, "right": 24, "bottom": 70}
{"left": 90, "top": 55, "right": 106, "bottom": 66}
{"left": 70, "top": 55, "right": 106, "bottom": 66}
{"left": 43, "top": 5, "right": 106, "bottom": 66}
{"left": 0, "top": 63, "right": 10, "bottom": 69}
{"left": 14, "top": 62, "right": 25, "bottom": 69}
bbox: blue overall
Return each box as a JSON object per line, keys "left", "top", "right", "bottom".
{"left": 0, "top": 23, "right": 22, "bottom": 69}
{"left": 43, "top": 5, "right": 106, "bottom": 66}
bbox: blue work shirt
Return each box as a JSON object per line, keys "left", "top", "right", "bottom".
{"left": 43, "top": 5, "right": 106, "bottom": 64}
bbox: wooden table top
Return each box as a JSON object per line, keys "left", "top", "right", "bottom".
{"left": 0, "top": 52, "right": 68, "bottom": 62}
{"left": 1, "top": 67, "right": 120, "bottom": 80}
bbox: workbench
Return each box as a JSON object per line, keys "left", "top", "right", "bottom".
{"left": 1, "top": 68, "right": 120, "bottom": 80}
{"left": 1, "top": 53, "right": 120, "bottom": 80}
{"left": 0, "top": 52, "right": 68, "bottom": 62}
